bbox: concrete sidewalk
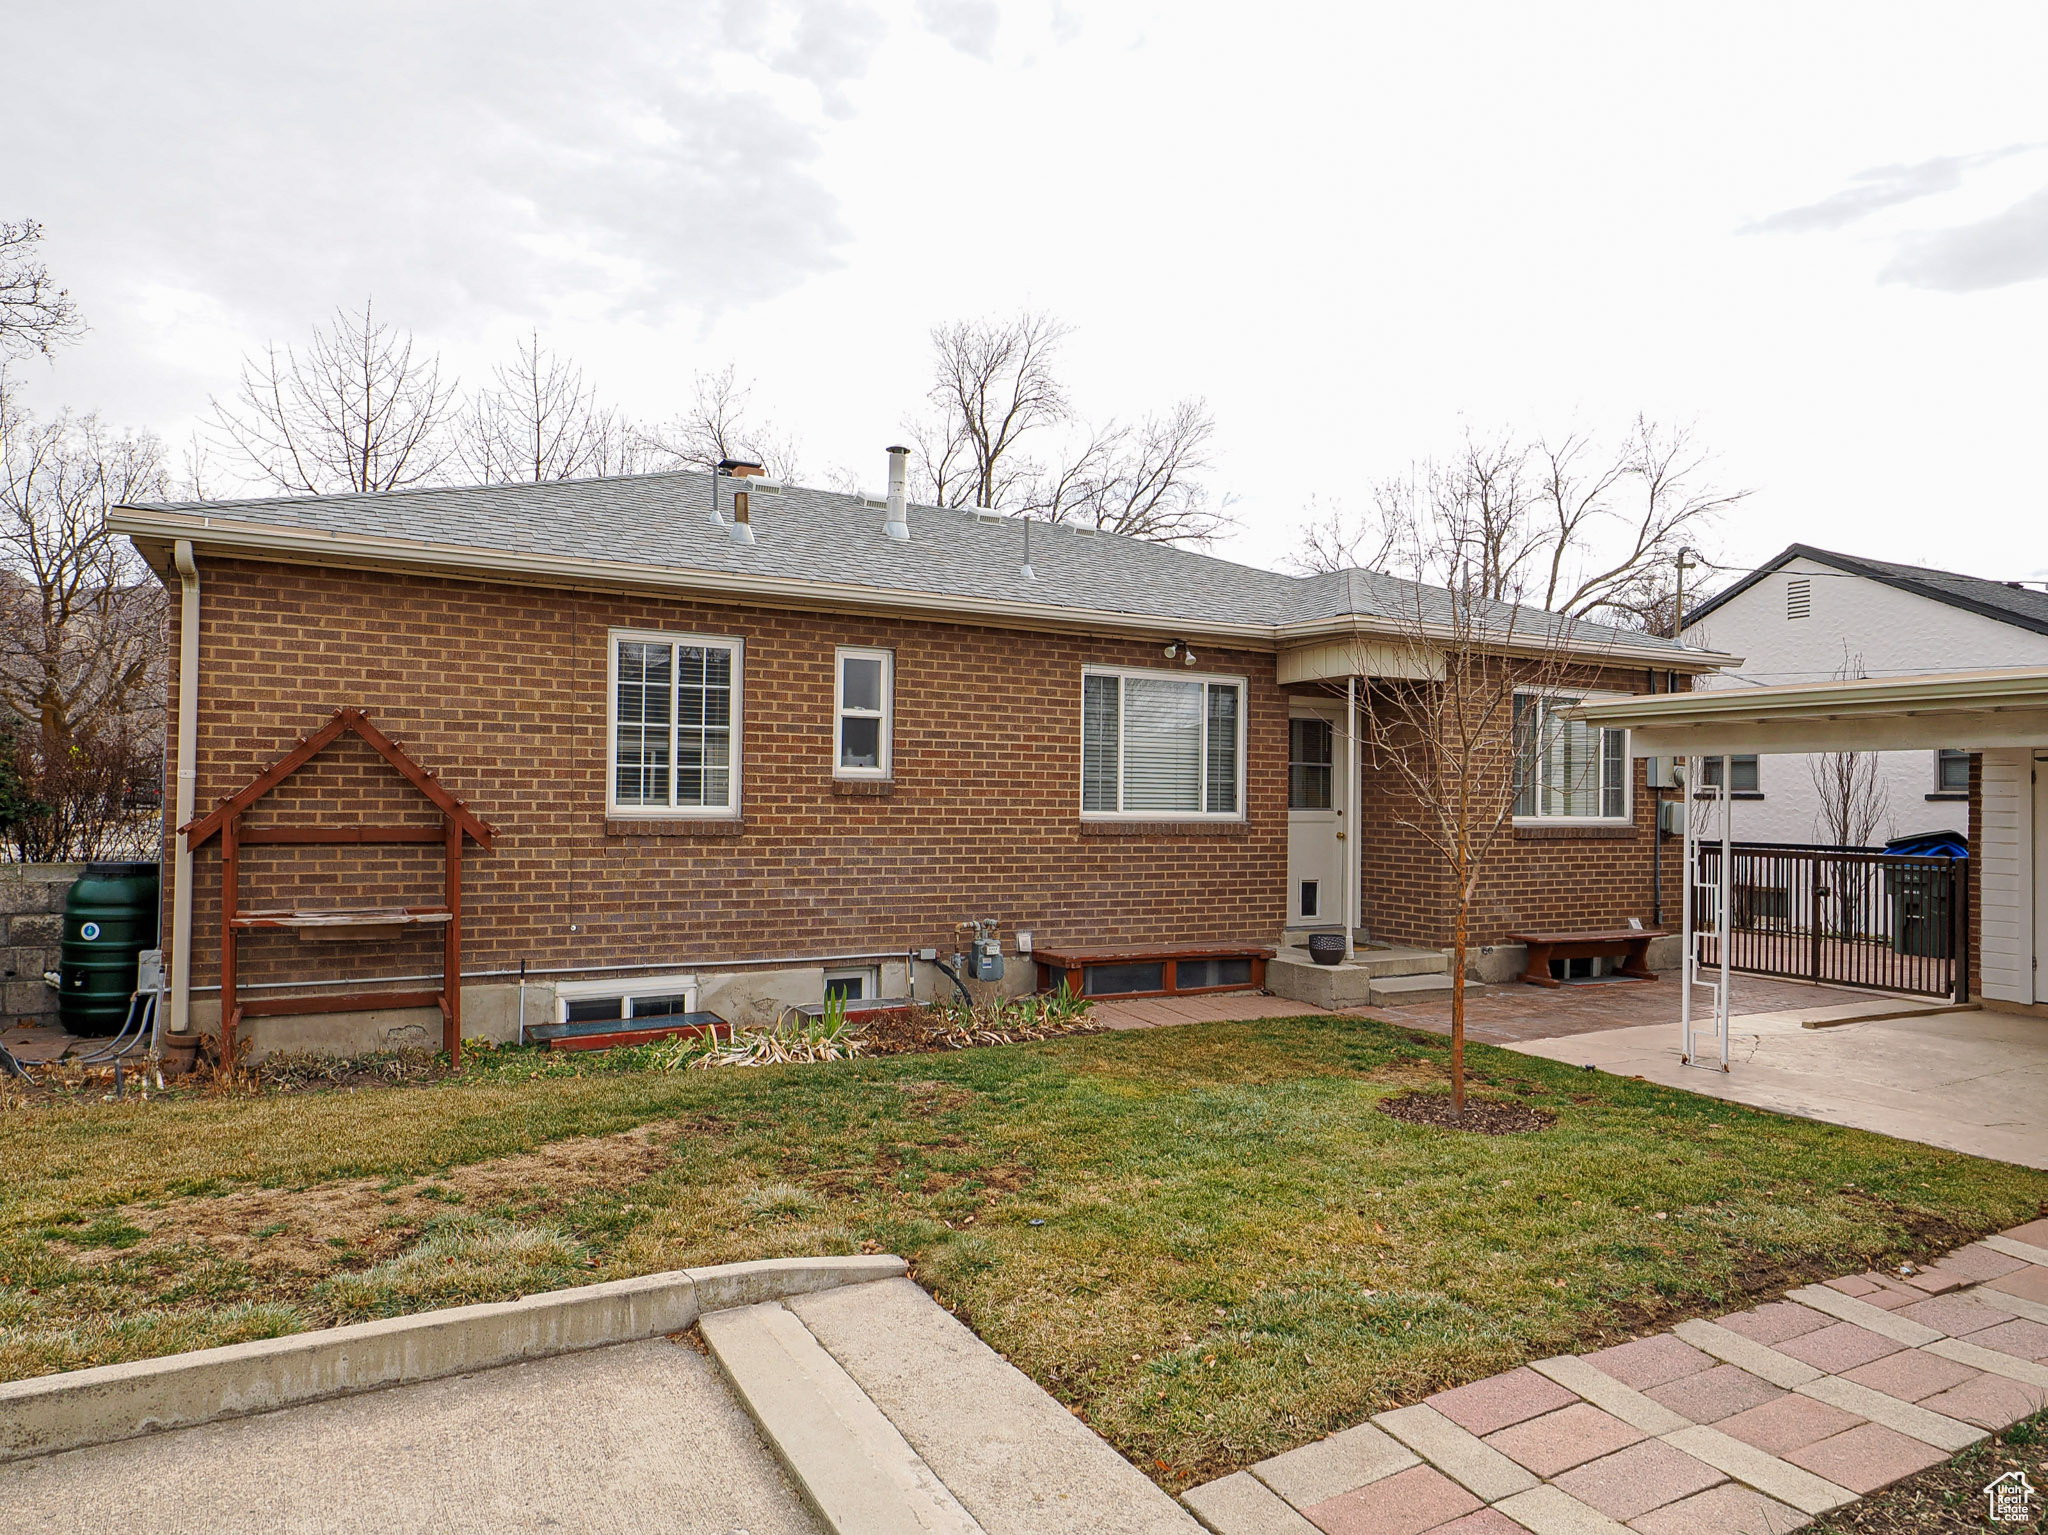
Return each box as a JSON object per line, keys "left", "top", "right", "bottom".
{"left": 1507, "top": 1005, "right": 2048, "bottom": 1170}
{"left": 0, "top": 1338, "right": 827, "bottom": 1535}
{"left": 1185, "top": 1222, "right": 2048, "bottom": 1535}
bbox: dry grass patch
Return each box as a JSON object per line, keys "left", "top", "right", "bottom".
{"left": 54, "top": 1122, "right": 675, "bottom": 1278}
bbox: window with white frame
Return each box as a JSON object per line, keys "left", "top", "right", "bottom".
{"left": 1081, "top": 668, "right": 1244, "bottom": 818}
{"left": 1935, "top": 749, "right": 1969, "bottom": 793}
{"left": 824, "top": 966, "right": 879, "bottom": 1002}
{"left": 610, "top": 630, "right": 740, "bottom": 815}
{"left": 835, "top": 648, "right": 892, "bottom": 778}
{"left": 1514, "top": 694, "right": 1629, "bottom": 820}
{"left": 556, "top": 973, "right": 700, "bottom": 1024}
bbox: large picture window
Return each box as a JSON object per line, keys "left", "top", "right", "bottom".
{"left": 609, "top": 630, "right": 741, "bottom": 816}
{"left": 1081, "top": 668, "right": 1244, "bottom": 818}
{"left": 1514, "top": 694, "right": 1628, "bottom": 821}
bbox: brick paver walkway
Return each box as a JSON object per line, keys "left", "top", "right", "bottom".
{"left": 1183, "top": 1220, "right": 2048, "bottom": 1535}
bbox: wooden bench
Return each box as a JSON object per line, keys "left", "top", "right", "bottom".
{"left": 1032, "top": 941, "right": 1275, "bottom": 1000}
{"left": 1507, "top": 929, "right": 1665, "bottom": 989}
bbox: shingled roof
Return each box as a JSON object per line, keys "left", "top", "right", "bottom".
{"left": 1684, "top": 544, "right": 2048, "bottom": 638}
{"left": 113, "top": 469, "right": 1711, "bottom": 663}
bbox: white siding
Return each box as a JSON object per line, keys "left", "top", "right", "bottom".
{"left": 1681, "top": 558, "right": 2048, "bottom": 844}
{"left": 1978, "top": 747, "right": 2032, "bottom": 1004}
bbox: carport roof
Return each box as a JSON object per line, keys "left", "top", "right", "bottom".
{"left": 1567, "top": 666, "right": 2048, "bottom": 755}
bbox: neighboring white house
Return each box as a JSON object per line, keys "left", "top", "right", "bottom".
{"left": 1680, "top": 545, "right": 2048, "bottom": 844}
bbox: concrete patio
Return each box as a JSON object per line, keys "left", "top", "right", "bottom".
{"left": 1507, "top": 1004, "right": 2048, "bottom": 1171}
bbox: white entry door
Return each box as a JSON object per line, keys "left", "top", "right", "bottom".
{"left": 1287, "top": 704, "right": 1348, "bottom": 928}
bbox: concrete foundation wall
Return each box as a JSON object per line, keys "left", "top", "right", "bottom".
{"left": 183, "top": 953, "right": 1009, "bottom": 1058}
{"left": 1, "top": 864, "right": 79, "bottom": 1028}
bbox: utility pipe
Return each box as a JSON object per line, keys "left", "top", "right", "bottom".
{"left": 169, "top": 540, "right": 200, "bottom": 1035}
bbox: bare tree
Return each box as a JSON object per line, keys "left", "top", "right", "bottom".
{"left": 0, "top": 220, "right": 85, "bottom": 361}
{"left": 909, "top": 310, "right": 1070, "bottom": 509}
{"left": 1810, "top": 647, "right": 1891, "bottom": 848}
{"left": 1294, "top": 419, "right": 1746, "bottom": 625}
{"left": 637, "top": 363, "right": 799, "bottom": 480}
{"left": 1027, "top": 398, "right": 1228, "bottom": 542}
{"left": 1291, "top": 492, "right": 1409, "bottom": 578}
{"left": 211, "top": 299, "right": 457, "bottom": 495}
{"left": 1349, "top": 565, "right": 1580, "bottom": 1115}
{"left": 455, "top": 331, "right": 637, "bottom": 484}
{"left": 0, "top": 374, "right": 167, "bottom": 750}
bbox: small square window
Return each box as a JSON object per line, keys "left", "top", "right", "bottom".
{"left": 824, "top": 967, "right": 878, "bottom": 1002}
{"left": 1937, "top": 749, "right": 1969, "bottom": 793}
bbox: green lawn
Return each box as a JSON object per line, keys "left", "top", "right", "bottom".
{"left": 3, "top": 1014, "right": 2043, "bottom": 1490}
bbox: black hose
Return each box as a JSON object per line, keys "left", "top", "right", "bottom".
{"left": 929, "top": 957, "right": 974, "bottom": 1008}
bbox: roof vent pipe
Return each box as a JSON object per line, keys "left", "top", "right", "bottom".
{"left": 884, "top": 445, "right": 910, "bottom": 541}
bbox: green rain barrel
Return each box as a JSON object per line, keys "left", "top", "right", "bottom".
{"left": 59, "top": 861, "right": 160, "bottom": 1037}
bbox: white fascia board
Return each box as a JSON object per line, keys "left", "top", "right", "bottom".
{"left": 1270, "top": 616, "right": 1732, "bottom": 672}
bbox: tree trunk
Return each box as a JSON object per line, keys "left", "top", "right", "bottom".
{"left": 1451, "top": 859, "right": 1468, "bottom": 1116}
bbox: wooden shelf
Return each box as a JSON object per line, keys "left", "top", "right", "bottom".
{"left": 233, "top": 906, "right": 452, "bottom": 930}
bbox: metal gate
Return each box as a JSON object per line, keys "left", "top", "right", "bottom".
{"left": 1693, "top": 843, "right": 1969, "bottom": 1001}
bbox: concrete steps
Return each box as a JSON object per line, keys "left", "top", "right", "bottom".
{"left": 1365, "top": 972, "right": 1458, "bottom": 1007}
{"left": 1267, "top": 944, "right": 1454, "bottom": 1010}
{"left": 706, "top": 1276, "right": 1203, "bottom": 1535}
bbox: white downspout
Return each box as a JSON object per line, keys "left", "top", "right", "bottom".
{"left": 169, "top": 540, "right": 200, "bottom": 1034}
{"left": 1345, "top": 676, "right": 1358, "bottom": 961}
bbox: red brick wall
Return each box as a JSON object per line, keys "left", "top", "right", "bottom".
{"left": 1352, "top": 666, "right": 1676, "bottom": 949}
{"left": 164, "top": 559, "right": 1291, "bottom": 991}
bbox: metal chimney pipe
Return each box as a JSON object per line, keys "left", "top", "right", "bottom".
{"left": 884, "top": 446, "right": 910, "bottom": 541}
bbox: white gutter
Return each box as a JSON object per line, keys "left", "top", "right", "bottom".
{"left": 169, "top": 540, "right": 200, "bottom": 1035}
{"left": 107, "top": 505, "right": 1731, "bottom": 671}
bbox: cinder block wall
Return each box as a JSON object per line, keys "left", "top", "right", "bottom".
{"left": 1, "top": 864, "right": 77, "bottom": 1027}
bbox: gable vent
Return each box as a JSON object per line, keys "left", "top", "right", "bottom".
{"left": 1787, "top": 576, "right": 1812, "bottom": 620}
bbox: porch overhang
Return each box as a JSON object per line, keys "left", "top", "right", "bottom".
{"left": 1277, "top": 636, "right": 1445, "bottom": 686}
{"left": 1565, "top": 667, "right": 2048, "bottom": 756}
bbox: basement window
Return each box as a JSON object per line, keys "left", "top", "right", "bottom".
{"left": 556, "top": 974, "right": 701, "bottom": 1024}
{"left": 823, "top": 967, "right": 879, "bottom": 1002}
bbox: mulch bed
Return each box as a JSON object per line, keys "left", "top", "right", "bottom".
{"left": 1376, "top": 1091, "right": 1556, "bottom": 1135}
{"left": 1806, "top": 1411, "right": 2043, "bottom": 1533}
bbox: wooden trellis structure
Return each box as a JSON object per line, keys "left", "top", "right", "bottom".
{"left": 181, "top": 707, "right": 496, "bottom": 1066}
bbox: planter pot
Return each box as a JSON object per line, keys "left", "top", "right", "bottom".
{"left": 1307, "top": 933, "right": 1347, "bottom": 967}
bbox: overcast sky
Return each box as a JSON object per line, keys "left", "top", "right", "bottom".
{"left": 12, "top": 2, "right": 2048, "bottom": 587}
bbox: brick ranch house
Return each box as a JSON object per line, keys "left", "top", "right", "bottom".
{"left": 109, "top": 451, "right": 1727, "bottom": 1058}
